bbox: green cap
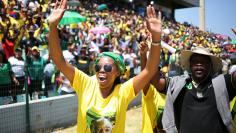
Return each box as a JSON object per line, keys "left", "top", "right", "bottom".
{"left": 95, "top": 52, "right": 126, "bottom": 74}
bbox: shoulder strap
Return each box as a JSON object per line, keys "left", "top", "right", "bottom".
{"left": 212, "top": 74, "right": 235, "bottom": 132}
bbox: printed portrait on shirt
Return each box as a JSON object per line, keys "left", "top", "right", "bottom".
{"left": 86, "top": 108, "right": 116, "bottom": 133}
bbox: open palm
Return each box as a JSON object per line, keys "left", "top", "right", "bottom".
{"left": 138, "top": 42, "right": 149, "bottom": 54}
{"left": 48, "top": 0, "right": 67, "bottom": 26}
{"left": 146, "top": 5, "right": 162, "bottom": 38}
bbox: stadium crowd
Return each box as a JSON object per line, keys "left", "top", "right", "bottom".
{"left": 0, "top": 0, "right": 235, "bottom": 105}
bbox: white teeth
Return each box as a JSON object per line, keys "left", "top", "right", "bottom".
{"left": 99, "top": 75, "right": 106, "bottom": 78}
{"left": 98, "top": 75, "right": 107, "bottom": 82}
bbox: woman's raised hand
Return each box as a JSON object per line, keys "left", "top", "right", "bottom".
{"left": 146, "top": 5, "right": 162, "bottom": 42}
{"left": 48, "top": 0, "right": 67, "bottom": 27}
{"left": 138, "top": 42, "right": 149, "bottom": 55}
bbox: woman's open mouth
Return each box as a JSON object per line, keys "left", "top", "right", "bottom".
{"left": 98, "top": 75, "right": 107, "bottom": 83}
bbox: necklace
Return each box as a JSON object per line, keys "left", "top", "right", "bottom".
{"left": 192, "top": 80, "right": 199, "bottom": 88}
{"left": 192, "top": 80, "right": 203, "bottom": 98}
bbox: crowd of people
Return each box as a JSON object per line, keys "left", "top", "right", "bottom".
{"left": 0, "top": 0, "right": 235, "bottom": 103}
{"left": 1, "top": 0, "right": 236, "bottom": 132}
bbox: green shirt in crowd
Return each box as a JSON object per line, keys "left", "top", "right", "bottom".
{"left": 0, "top": 63, "right": 12, "bottom": 85}
{"left": 27, "top": 57, "right": 46, "bottom": 81}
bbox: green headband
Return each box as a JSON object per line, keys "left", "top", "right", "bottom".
{"left": 95, "top": 52, "right": 126, "bottom": 74}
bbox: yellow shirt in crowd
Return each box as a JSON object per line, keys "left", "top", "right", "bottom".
{"left": 230, "top": 97, "right": 236, "bottom": 123}
{"left": 72, "top": 68, "right": 136, "bottom": 133}
{"left": 142, "top": 85, "right": 166, "bottom": 133}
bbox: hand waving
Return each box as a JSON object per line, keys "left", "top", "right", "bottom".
{"left": 138, "top": 42, "right": 149, "bottom": 55}
{"left": 146, "top": 5, "right": 162, "bottom": 42}
{"left": 48, "top": 0, "right": 67, "bottom": 27}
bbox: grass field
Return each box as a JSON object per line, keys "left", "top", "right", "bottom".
{"left": 53, "top": 107, "right": 142, "bottom": 133}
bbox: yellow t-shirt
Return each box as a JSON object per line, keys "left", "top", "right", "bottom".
{"left": 142, "top": 85, "right": 166, "bottom": 133}
{"left": 72, "top": 68, "right": 136, "bottom": 133}
{"left": 230, "top": 96, "right": 236, "bottom": 123}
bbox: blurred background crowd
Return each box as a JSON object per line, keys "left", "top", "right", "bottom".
{"left": 0, "top": 0, "right": 236, "bottom": 105}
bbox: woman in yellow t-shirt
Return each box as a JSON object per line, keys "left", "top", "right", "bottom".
{"left": 139, "top": 42, "right": 166, "bottom": 133}
{"left": 48, "top": 0, "right": 162, "bottom": 132}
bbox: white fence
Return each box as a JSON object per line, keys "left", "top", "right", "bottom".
{"left": 0, "top": 94, "right": 78, "bottom": 133}
{"left": 0, "top": 92, "right": 141, "bottom": 133}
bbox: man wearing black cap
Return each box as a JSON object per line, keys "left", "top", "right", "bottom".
{"left": 19, "top": 26, "right": 41, "bottom": 55}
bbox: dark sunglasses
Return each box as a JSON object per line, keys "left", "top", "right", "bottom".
{"left": 95, "top": 64, "right": 113, "bottom": 72}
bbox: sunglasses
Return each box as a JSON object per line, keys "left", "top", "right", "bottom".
{"left": 95, "top": 64, "right": 113, "bottom": 72}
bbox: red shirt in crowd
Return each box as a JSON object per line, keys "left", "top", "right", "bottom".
{"left": 2, "top": 39, "right": 14, "bottom": 59}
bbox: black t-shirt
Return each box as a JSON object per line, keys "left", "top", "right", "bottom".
{"left": 173, "top": 74, "right": 236, "bottom": 133}
{"left": 77, "top": 58, "right": 90, "bottom": 75}
{"left": 20, "top": 37, "right": 41, "bottom": 48}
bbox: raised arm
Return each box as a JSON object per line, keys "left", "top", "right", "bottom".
{"left": 139, "top": 42, "right": 166, "bottom": 95}
{"left": 133, "top": 5, "right": 161, "bottom": 95}
{"left": 48, "top": 0, "right": 74, "bottom": 83}
{"left": 138, "top": 41, "right": 151, "bottom": 95}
